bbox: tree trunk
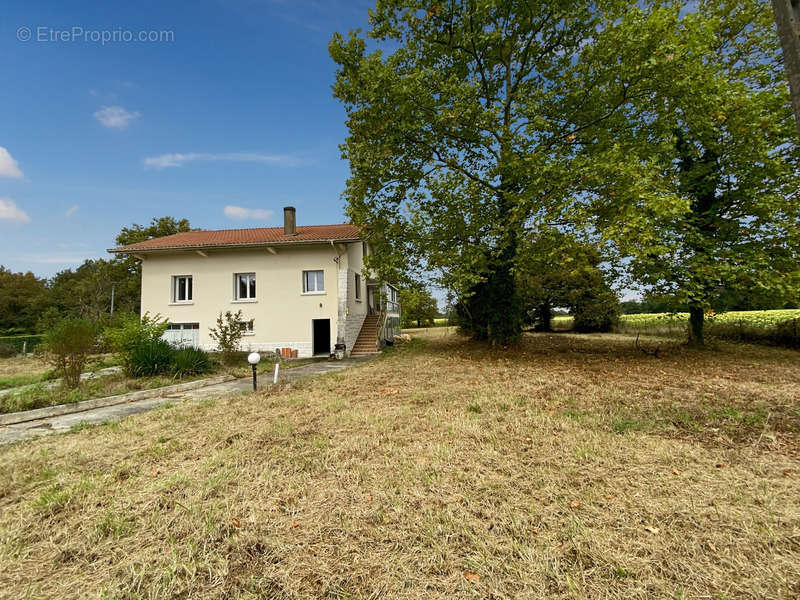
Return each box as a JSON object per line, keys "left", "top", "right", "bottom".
{"left": 772, "top": 0, "right": 800, "bottom": 140}
{"left": 484, "top": 229, "right": 522, "bottom": 345}
{"left": 539, "top": 302, "right": 553, "bottom": 332}
{"left": 688, "top": 305, "right": 705, "bottom": 346}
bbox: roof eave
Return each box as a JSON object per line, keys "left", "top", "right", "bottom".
{"left": 107, "top": 237, "right": 362, "bottom": 254}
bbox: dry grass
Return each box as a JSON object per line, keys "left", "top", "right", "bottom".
{"left": 0, "top": 355, "right": 49, "bottom": 379}
{"left": 0, "top": 332, "right": 799, "bottom": 599}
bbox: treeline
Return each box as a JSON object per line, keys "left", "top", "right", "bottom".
{"left": 0, "top": 217, "right": 190, "bottom": 335}
{"left": 620, "top": 292, "right": 799, "bottom": 315}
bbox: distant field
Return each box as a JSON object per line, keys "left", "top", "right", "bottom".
{"left": 549, "top": 309, "right": 800, "bottom": 337}
{"left": 619, "top": 309, "right": 800, "bottom": 330}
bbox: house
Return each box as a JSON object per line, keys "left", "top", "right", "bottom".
{"left": 109, "top": 207, "right": 401, "bottom": 357}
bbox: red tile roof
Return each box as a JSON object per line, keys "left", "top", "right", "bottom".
{"left": 109, "top": 224, "right": 362, "bottom": 253}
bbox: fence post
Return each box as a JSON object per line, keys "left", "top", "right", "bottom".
{"left": 22, "top": 341, "right": 27, "bottom": 355}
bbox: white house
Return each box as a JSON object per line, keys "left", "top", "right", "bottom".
{"left": 110, "top": 207, "right": 400, "bottom": 357}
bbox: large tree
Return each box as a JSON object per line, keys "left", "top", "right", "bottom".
{"left": 399, "top": 285, "right": 439, "bottom": 328}
{"left": 516, "top": 230, "right": 619, "bottom": 333}
{"left": 582, "top": 0, "right": 800, "bottom": 345}
{"left": 112, "top": 217, "right": 192, "bottom": 314}
{"left": 771, "top": 0, "right": 800, "bottom": 139}
{"left": 330, "top": 0, "right": 668, "bottom": 344}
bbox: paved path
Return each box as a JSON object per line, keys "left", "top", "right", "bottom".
{"left": 0, "top": 356, "right": 374, "bottom": 445}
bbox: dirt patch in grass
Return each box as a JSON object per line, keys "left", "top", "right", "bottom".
{"left": 0, "top": 333, "right": 798, "bottom": 598}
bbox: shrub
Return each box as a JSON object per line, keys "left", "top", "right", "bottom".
{"left": 41, "top": 319, "right": 97, "bottom": 389}
{"left": 128, "top": 339, "right": 175, "bottom": 377}
{"left": 0, "top": 343, "right": 16, "bottom": 358}
{"left": 208, "top": 310, "right": 244, "bottom": 364}
{"left": 171, "top": 347, "right": 212, "bottom": 377}
{"left": 106, "top": 313, "right": 169, "bottom": 376}
{"left": 572, "top": 290, "right": 620, "bottom": 333}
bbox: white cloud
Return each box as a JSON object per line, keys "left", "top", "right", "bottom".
{"left": 65, "top": 204, "right": 79, "bottom": 217}
{"left": 223, "top": 205, "right": 275, "bottom": 221}
{"left": 0, "top": 146, "right": 23, "bottom": 178}
{"left": 94, "top": 106, "right": 140, "bottom": 129}
{"left": 143, "top": 152, "right": 303, "bottom": 169}
{"left": 0, "top": 198, "right": 31, "bottom": 223}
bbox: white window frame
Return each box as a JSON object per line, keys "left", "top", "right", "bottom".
{"left": 237, "top": 319, "right": 255, "bottom": 336}
{"left": 233, "top": 272, "right": 257, "bottom": 302}
{"left": 354, "top": 272, "right": 362, "bottom": 301}
{"left": 171, "top": 275, "right": 193, "bottom": 304}
{"left": 302, "top": 270, "right": 325, "bottom": 294}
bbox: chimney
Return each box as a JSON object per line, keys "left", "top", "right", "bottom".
{"left": 283, "top": 206, "right": 297, "bottom": 236}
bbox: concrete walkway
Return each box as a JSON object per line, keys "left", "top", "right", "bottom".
{"left": 0, "top": 355, "right": 375, "bottom": 445}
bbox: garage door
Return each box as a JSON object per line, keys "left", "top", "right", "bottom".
{"left": 163, "top": 323, "right": 200, "bottom": 348}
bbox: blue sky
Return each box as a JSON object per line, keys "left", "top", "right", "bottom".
{"left": 0, "top": 0, "right": 373, "bottom": 276}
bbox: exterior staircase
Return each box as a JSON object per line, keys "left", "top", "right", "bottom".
{"left": 350, "top": 315, "right": 381, "bottom": 356}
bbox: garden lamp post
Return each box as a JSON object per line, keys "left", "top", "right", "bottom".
{"left": 247, "top": 352, "right": 261, "bottom": 391}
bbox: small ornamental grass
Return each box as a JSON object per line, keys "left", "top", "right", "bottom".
{"left": 171, "top": 347, "right": 212, "bottom": 377}
{"left": 127, "top": 339, "right": 174, "bottom": 377}
{"left": 105, "top": 313, "right": 169, "bottom": 376}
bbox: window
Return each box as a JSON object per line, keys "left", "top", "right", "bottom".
{"left": 237, "top": 319, "right": 255, "bottom": 335}
{"left": 168, "top": 322, "right": 199, "bottom": 330}
{"left": 303, "top": 270, "right": 325, "bottom": 293}
{"left": 354, "top": 272, "right": 361, "bottom": 300}
{"left": 172, "top": 275, "right": 193, "bottom": 303}
{"left": 234, "top": 273, "right": 256, "bottom": 300}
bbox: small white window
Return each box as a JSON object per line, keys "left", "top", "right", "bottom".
{"left": 172, "top": 276, "right": 193, "bottom": 303}
{"left": 303, "top": 270, "right": 325, "bottom": 293}
{"left": 355, "top": 273, "right": 362, "bottom": 300}
{"left": 234, "top": 273, "right": 256, "bottom": 300}
{"left": 238, "top": 319, "right": 255, "bottom": 335}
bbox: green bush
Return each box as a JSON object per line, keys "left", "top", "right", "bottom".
{"left": 0, "top": 343, "right": 16, "bottom": 358}
{"left": 106, "top": 313, "right": 169, "bottom": 376}
{"left": 208, "top": 310, "right": 244, "bottom": 364}
{"left": 128, "top": 339, "right": 175, "bottom": 377}
{"left": 42, "top": 319, "right": 98, "bottom": 388}
{"left": 171, "top": 347, "right": 212, "bottom": 377}
{"left": 572, "top": 290, "right": 620, "bottom": 333}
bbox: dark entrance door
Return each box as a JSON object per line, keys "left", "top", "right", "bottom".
{"left": 312, "top": 319, "right": 330, "bottom": 355}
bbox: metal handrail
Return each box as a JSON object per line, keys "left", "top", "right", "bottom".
{"left": 377, "top": 309, "right": 389, "bottom": 343}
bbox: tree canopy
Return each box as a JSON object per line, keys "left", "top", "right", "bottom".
{"left": 331, "top": 0, "right": 799, "bottom": 346}
{"left": 580, "top": 0, "right": 800, "bottom": 344}
{"left": 0, "top": 216, "right": 191, "bottom": 334}
{"left": 399, "top": 285, "right": 439, "bottom": 328}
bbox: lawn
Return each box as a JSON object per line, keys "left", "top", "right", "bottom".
{"left": 0, "top": 371, "right": 215, "bottom": 414}
{"left": 0, "top": 332, "right": 798, "bottom": 598}
{"left": 0, "top": 354, "right": 52, "bottom": 380}
{"left": 0, "top": 352, "right": 307, "bottom": 414}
